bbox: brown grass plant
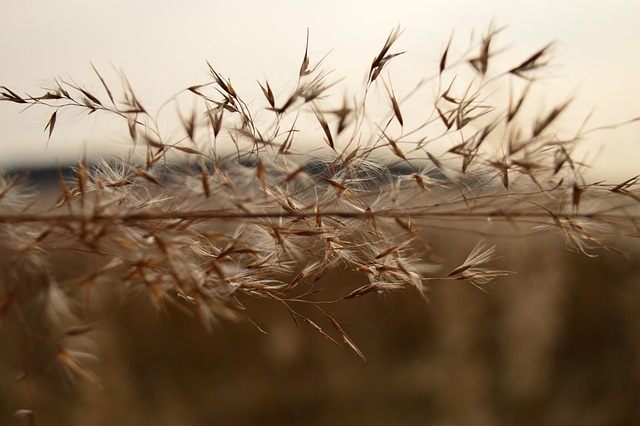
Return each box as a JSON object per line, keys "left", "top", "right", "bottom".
{"left": 1, "top": 25, "right": 640, "bottom": 421}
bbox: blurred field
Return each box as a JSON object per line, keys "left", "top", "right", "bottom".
{"left": 2, "top": 230, "right": 640, "bottom": 426}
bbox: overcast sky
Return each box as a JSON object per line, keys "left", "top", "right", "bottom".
{"left": 2, "top": 1, "right": 639, "bottom": 180}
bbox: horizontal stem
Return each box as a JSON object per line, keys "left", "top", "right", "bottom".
{"left": 0, "top": 209, "right": 637, "bottom": 224}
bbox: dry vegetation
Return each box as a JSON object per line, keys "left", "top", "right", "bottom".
{"left": 1, "top": 26, "right": 640, "bottom": 424}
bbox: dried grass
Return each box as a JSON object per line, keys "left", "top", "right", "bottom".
{"left": 1, "top": 25, "right": 640, "bottom": 421}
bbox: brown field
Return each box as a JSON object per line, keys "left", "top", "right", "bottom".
{"left": 2, "top": 233, "right": 639, "bottom": 426}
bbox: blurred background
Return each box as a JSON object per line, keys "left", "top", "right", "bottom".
{"left": 2, "top": 2, "right": 640, "bottom": 425}
{"left": 2, "top": 232, "right": 640, "bottom": 425}
{"left": 1, "top": 1, "right": 640, "bottom": 180}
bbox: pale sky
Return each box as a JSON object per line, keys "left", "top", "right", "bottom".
{"left": 2, "top": 1, "right": 639, "bottom": 180}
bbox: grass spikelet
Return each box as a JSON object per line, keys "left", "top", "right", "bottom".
{"left": 369, "top": 26, "right": 404, "bottom": 84}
